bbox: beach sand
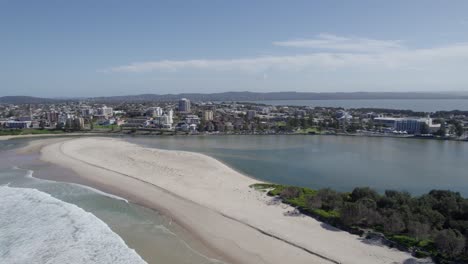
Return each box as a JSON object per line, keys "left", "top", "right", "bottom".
{"left": 34, "top": 137, "right": 428, "bottom": 264}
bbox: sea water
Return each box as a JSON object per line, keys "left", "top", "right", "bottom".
{"left": 0, "top": 139, "right": 222, "bottom": 264}
{"left": 0, "top": 185, "right": 146, "bottom": 264}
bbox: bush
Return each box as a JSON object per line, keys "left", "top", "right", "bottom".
{"left": 280, "top": 186, "right": 301, "bottom": 200}
{"left": 435, "top": 229, "right": 466, "bottom": 258}
{"left": 350, "top": 187, "right": 379, "bottom": 203}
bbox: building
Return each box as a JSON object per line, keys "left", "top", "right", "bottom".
{"left": 175, "top": 122, "right": 190, "bottom": 131}
{"left": 73, "top": 117, "right": 85, "bottom": 130}
{"left": 153, "top": 115, "right": 173, "bottom": 129}
{"left": 247, "top": 110, "right": 257, "bottom": 120}
{"left": 58, "top": 113, "right": 73, "bottom": 126}
{"left": 97, "top": 106, "right": 113, "bottom": 118}
{"left": 203, "top": 110, "right": 214, "bottom": 121}
{"left": 65, "top": 117, "right": 84, "bottom": 130}
{"left": 5, "top": 121, "right": 31, "bottom": 129}
{"left": 295, "top": 110, "right": 307, "bottom": 118}
{"left": 374, "top": 116, "right": 441, "bottom": 134}
{"left": 167, "top": 109, "right": 173, "bottom": 123}
{"left": 185, "top": 115, "right": 200, "bottom": 125}
{"left": 373, "top": 117, "right": 398, "bottom": 127}
{"left": 46, "top": 111, "right": 59, "bottom": 123}
{"left": 122, "top": 118, "right": 149, "bottom": 128}
{"left": 336, "top": 110, "right": 352, "bottom": 120}
{"left": 80, "top": 107, "right": 93, "bottom": 117}
{"left": 178, "top": 98, "right": 191, "bottom": 113}
{"left": 99, "top": 118, "right": 116, "bottom": 126}
{"left": 257, "top": 107, "right": 270, "bottom": 115}
{"left": 146, "top": 107, "right": 163, "bottom": 117}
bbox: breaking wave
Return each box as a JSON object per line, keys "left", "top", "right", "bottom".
{"left": 0, "top": 186, "right": 146, "bottom": 264}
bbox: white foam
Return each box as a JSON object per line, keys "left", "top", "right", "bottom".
{"left": 11, "top": 166, "right": 33, "bottom": 178}
{"left": 0, "top": 186, "right": 147, "bottom": 264}
{"left": 70, "top": 183, "right": 129, "bottom": 203}
{"left": 12, "top": 166, "right": 129, "bottom": 203}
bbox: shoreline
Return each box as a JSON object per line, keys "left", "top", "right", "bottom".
{"left": 12, "top": 139, "right": 230, "bottom": 264}
{"left": 2, "top": 130, "right": 466, "bottom": 144}
{"left": 29, "top": 137, "right": 428, "bottom": 264}
{"left": 0, "top": 132, "right": 119, "bottom": 141}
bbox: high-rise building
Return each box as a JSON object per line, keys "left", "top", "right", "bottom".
{"left": 46, "top": 111, "right": 59, "bottom": 123}
{"left": 167, "top": 109, "right": 173, "bottom": 123}
{"left": 178, "top": 98, "right": 191, "bottom": 113}
{"left": 203, "top": 110, "right": 214, "bottom": 121}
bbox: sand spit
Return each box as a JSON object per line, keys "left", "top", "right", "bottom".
{"left": 38, "top": 137, "right": 429, "bottom": 264}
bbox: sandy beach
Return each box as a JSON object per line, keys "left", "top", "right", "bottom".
{"left": 32, "top": 137, "right": 428, "bottom": 264}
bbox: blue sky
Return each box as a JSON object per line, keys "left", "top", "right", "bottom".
{"left": 1, "top": 0, "right": 468, "bottom": 97}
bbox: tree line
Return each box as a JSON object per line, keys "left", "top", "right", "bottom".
{"left": 253, "top": 184, "right": 468, "bottom": 263}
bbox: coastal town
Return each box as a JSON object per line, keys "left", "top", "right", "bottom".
{"left": 0, "top": 98, "right": 467, "bottom": 139}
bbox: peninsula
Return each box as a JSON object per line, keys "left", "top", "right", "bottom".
{"left": 32, "top": 136, "right": 425, "bottom": 264}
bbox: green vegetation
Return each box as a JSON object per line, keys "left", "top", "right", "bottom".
{"left": 0, "top": 129, "right": 64, "bottom": 136}
{"left": 92, "top": 123, "right": 119, "bottom": 130}
{"left": 251, "top": 183, "right": 468, "bottom": 263}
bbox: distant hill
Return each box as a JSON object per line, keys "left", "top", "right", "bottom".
{"left": 0, "top": 96, "right": 62, "bottom": 104}
{"left": 89, "top": 91, "right": 468, "bottom": 103}
{"left": 2, "top": 92, "right": 468, "bottom": 104}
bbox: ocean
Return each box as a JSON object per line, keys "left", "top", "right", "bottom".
{"left": 247, "top": 99, "right": 468, "bottom": 112}
{"left": 0, "top": 139, "right": 222, "bottom": 264}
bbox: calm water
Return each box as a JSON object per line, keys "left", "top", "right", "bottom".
{"left": 248, "top": 99, "right": 468, "bottom": 112}
{"left": 128, "top": 135, "right": 468, "bottom": 196}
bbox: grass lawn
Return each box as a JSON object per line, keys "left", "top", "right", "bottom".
{"left": 0, "top": 129, "right": 65, "bottom": 136}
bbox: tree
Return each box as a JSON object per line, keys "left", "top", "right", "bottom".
{"left": 198, "top": 119, "right": 206, "bottom": 132}
{"left": 280, "top": 187, "right": 301, "bottom": 200}
{"left": 307, "top": 188, "right": 343, "bottom": 211}
{"left": 340, "top": 202, "right": 367, "bottom": 226}
{"left": 435, "top": 229, "right": 466, "bottom": 258}
{"left": 407, "top": 221, "right": 430, "bottom": 240}
{"left": 435, "top": 125, "right": 446, "bottom": 137}
{"left": 350, "top": 187, "right": 379, "bottom": 203}
{"left": 383, "top": 212, "right": 406, "bottom": 234}
{"left": 454, "top": 122, "right": 464, "bottom": 137}
{"left": 420, "top": 123, "right": 429, "bottom": 134}
{"left": 39, "top": 120, "right": 46, "bottom": 129}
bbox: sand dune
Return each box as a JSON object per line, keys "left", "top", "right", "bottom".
{"left": 39, "top": 137, "right": 429, "bottom": 264}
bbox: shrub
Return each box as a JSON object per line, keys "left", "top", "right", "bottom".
{"left": 350, "top": 187, "right": 379, "bottom": 203}
{"left": 435, "top": 229, "right": 466, "bottom": 258}
{"left": 280, "top": 186, "right": 301, "bottom": 200}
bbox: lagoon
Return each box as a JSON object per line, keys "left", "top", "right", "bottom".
{"left": 128, "top": 135, "right": 468, "bottom": 196}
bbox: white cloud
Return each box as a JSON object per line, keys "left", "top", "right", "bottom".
{"left": 273, "top": 33, "right": 404, "bottom": 52}
{"left": 105, "top": 42, "right": 468, "bottom": 74}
